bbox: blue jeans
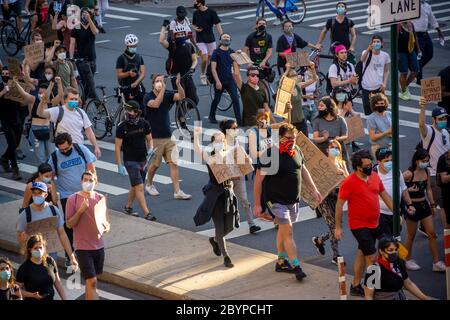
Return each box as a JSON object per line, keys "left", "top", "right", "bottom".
{"left": 416, "top": 32, "right": 433, "bottom": 81}
{"left": 30, "top": 125, "right": 54, "bottom": 163}
{"left": 302, "top": 103, "right": 318, "bottom": 124}
{"left": 209, "top": 81, "right": 242, "bottom": 125}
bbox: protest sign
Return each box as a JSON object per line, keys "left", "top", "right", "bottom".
{"left": 40, "top": 23, "right": 58, "bottom": 44}
{"left": 296, "top": 132, "right": 345, "bottom": 209}
{"left": 343, "top": 115, "right": 365, "bottom": 144}
{"left": 274, "top": 76, "right": 296, "bottom": 119}
{"left": 24, "top": 42, "right": 45, "bottom": 66}
{"left": 231, "top": 51, "right": 253, "bottom": 65}
{"left": 25, "top": 217, "right": 63, "bottom": 253}
{"left": 421, "top": 77, "right": 442, "bottom": 103}
{"left": 94, "top": 196, "right": 108, "bottom": 235}
{"left": 4, "top": 80, "right": 33, "bottom": 104}
{"left": 66, "top": 5, "right": 81, "bottom": 30}
{"left": 6, "top": 57, "right": 22, "bottom": 77}
{"left": 208, "top": 146, "right": 254, "bottom": 184}
{"left": 285, "top": 51, "right": 310, "bottom": 68}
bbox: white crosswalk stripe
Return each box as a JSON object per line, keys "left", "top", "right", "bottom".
{"left": 107, "top": 6, "right": 171, "bottom": 18}
{"left": 104, "top": 14, "right": 140, "bottom": 21}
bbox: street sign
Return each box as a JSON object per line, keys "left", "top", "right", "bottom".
{"left": 369, "top": 0, "right": 421, "bottom": 28}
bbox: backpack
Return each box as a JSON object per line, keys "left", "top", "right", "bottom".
{"left": 329, "top": 17, "right": 350, "bottom": 42}
{"left": 437, "top": 151, "right": 450, "bottom": 187}
{"left": 206, "top": 49, "right": 219, "bottom": 84}
{"left": 53, "top": 105, "right": 86, "bottom": 138}
{"left": 326, "top": 62, "right": 354, "bottom": 94}
{"left": 247, "top": 127, "right": 272, "bottom": 168}
{"left": 25, "top": 204, "right": 58, "bottom": 223}
{"left": 51, "top": 143, "right": 88, "bottom": 176}
{"left": 416, "top": 126, "right": 436, "bottom": 152}
{"left": 355, "top": 50, "right": 373, "bottom": 88}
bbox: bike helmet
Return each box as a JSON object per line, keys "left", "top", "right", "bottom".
{"left": 173, "top": 24, "right": 187, "bottom": 34}
{"left": 124, "top": 34, "right": 139, "bottom": 46}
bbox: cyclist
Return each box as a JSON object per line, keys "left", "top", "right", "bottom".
{"left": 315, "top": 1, "right": 357, "bottom": 64}
{"left": 169, "top": 6, "right": 195, "bottom": 45}
{"left": 159, "top": 23, "right": 198, "bottom": 106}
{"left": 47, "top": 44, "right": 78, "bottom": 90}
{"left": 116, "top": 34, "right": 146, "bottom": 109}
{"left": 243, "top": 18, "right": 273, "bottom": 68}
{"left": 1, "top": 0, "right": 23, "bottom": 31}
{"left": 327, "top": 44, "right": 358, "bottom": 99}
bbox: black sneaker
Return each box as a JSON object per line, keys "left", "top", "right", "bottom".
{"left": 144, "top": 213, "right": 157, "bottom": 221}
{"left": 209, "top": 237, "right": 221, "bottom": 256}
{"left": 15, "top": 149, "right": 26, "bottom": 160}
{"left": 312, "top": 237, "right": 325, "bottom": 255}
{"left": 208, "top": 117, "right": 218, "bottom": 124}
{"left": 124, "top": 206, "right": 139, "bottom": 217}
{"left": 293, "top": 266, "right": 307, "bottom": 281}
{"left": 224, "top": 256, "right": 234, "bottom": 268}
{"left": 249, "top": 225, "right": 261, "bottom": 234}
{"left": 350, "top": 284, "right": 365, "bottom": 297}
{"left": 275, "top": 259, "right": 294, "bottom": 273}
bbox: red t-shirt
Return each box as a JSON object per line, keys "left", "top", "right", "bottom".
{"left": 338, "top": 172, "right": 385, "bottom": 230}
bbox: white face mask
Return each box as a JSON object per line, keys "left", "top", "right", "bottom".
{"left": 82, "top": 182, "right": 94, "bottom": 192}
{"left": 154, "top": 81, "right": 163, "bottom": 91}
{"left": 57, "top": 52, "right": 66, "bottom": 60}
{"left": 45, "top": 73, "right": 53, "bottom": 81}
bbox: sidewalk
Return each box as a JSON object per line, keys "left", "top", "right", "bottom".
{"left": 0, "top": 191, "right": 358, "bottom": 300}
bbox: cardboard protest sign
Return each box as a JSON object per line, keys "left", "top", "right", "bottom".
{"left": 40, "top": 23, "right": 58, "bottom": 44}
{"left": 343, "top": 115, "right": 365, "bottom": 144}
{"left": 208, "top": 146, "right": 254, "bottom": 184}
{"left": 285, "top": 51, "right": 310, "bottom": 68}
{"left": 66, "top": 5, "right": 81, "bottom": 30}
{"left": 25, "top": 217, "right": 63, "bottom": 253}
{"left": 4, "top": 80, "right": 33, "bottom": 105}
{"left": 275, "top": 76, "right": 296, "bottom": 119}
{"left": 94, "top": 196, "right": 108, "bottom": 235}
{"left": 296, "top": 132, "right": 345, "bottom": 209}
{"left": 24, "top": 42, "right": 45, "bottom": 66}
{"left": 231, "top": 51, "right": 253, "bottom": 65}
{"left": 6, "top": 57, "right": 22, "bottom": 77}
{"left": 421, "top": 77, "right": 442, "bottom": 103}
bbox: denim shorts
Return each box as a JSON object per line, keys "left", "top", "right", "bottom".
{"left": 271, "top": 203, "right": 300, "bottom": 225}
{"left": 124, "top": 161, "right": 146, "bottom": 187}
{"left": 398, "top": 52, "right": 419, "bottom": 74}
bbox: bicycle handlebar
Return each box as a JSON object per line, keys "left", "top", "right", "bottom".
{"left": 164, "top": 70, "right": 194, "bottom": 80}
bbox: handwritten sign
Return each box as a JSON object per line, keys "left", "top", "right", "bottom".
{"left": 343, "top": 115, "right": 365, "bottom": 144}
{"left": 208, "top": 146, "right": 254, "bottom": 184}
{"left": 24, "top": 42, "right": 45, "bottom": 66}
{"left": 231, "top": 51, "right": 253, "bottom": 65}
{"left": 40, "top": 23, "right": 58, "bottom": 44}
{"left": 94, "top": 196, "right": 108, "bottom": 235}
{"left": 6, "top": 57, "right": 22, "bottom": 77}
{"left": 275, "top": 76, "right": 296, "bottom": 119}
{"left": 285, "top": 51, "right": 310, "bottom": 68}
{"left": 296, "top": 132, "right": 345, "bottom": 209}
{"left": 421, "top": 77, "right": 442, "bottom": 103}
{"left": 66, "top": 5, "right": 81, "bottom": 30}
{"left": 25, "top": 217, "right": 63, "bottom": 253}
{"left": 4, "top": 80, "right": 33, "bottom": 105}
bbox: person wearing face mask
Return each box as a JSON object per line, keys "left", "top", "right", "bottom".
{"left": 374, "top": 148, "right": 414, "bottom": 237}
{"left": 243, "top": 18, "right": 273, "bottom": 68}
{"left": 437, "top": 149, "right": 450, "bottom": 230}
{"left": 276, "top": 21, "right": 319, "bottom": 75}
{"left": 366, "top": 93, "right": 392, "bottom": 158}
{"left": 115, "top": 100, "right": 156, "bottom": 221}
{"left": 335, "top": 150, "right": 394, "bottom": 297}
{"left": 169, "top": 6, "right": 195, "bottom": 45}
{"left": 398, "top": 21, "right": 421, "bottom": 101}
{"left": 22, "top": 163, "right": 58, "bottom": 208}
{"left": 116, "top": 34, "right": 146, "bottom": 109}
{"left": 16, "top": 182, "right": 78, "bottom": 269}
{"left": 16, "top": 234, "right": 67, "bottom": 300}
{"left": 66, "top": 171, "right": 110, "bottom": 300}
{"left": 327, "top": 44, "right": 358, "bottom": 96}
{"left": 402, "top": 147, "right": 446, "bottom": 272}
{"left": 364, "top": 236, "right": 429, "bottom": 300}
{"left": 0, "top": 256, "right": 22, "bottom": 300}
{"left": 360, "top": 35, "right": 391, "bottom": 116}
{"left": 23, "top": 32, "right": 47, "bottom": 86}
{"left": 418, "top": 98, "right": 450, "bottom": 231}
{"left": 47, "top": 44, "right": 78, "bottom": 90}
{"left": 248, "top": 110, "right": 275, "bottom": 172}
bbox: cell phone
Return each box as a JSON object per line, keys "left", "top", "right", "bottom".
{"left": 162, "top": 19, "right": 170, "bottom": 27}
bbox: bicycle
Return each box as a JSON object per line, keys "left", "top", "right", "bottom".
{"left": 208, "top": 81, "right": 241, "bottom": 112}
{"left": 1, "top": 13, "right": 36, "bottom": 56}
{"left": 256, "top": 0, "right": 306, "bottom": 25}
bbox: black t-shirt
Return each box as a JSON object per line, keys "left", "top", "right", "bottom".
{"left": 16, "top": 257, "right": 58, "bottom": 301}
{"left": 325, "top": 17, "right": 354, "bottom": 49}
{"left": 438, "top": 66, "right": 450, "bottom": 109}
{"left": 71, "top": 24, "right": 98, "bottom": 60}
{"left": 398, "top": 25, "right": 416, "bottom": 54}
{"left": 211, "top": 47, "right": 235, "bottom": 84}
{"left": 364, "top": 260, "right": 408, "bottom": 293}
{"left": 116, "top": 118, "right": 151, "bottom": 162}
{"left": 143, "top": 91, "right": 175, "bottom": 139}
{"left": 276, "top": 34, "right": 308, "bottom": 70}
{"left": 0, "top": 285, "right": 21, "bottom": 300}
{"left": 261, "top": 146, "right": 304, "bottom": 204}
{"left": 167, "top": 42, "right": 195, "bottom": 76}
{"left": 30, "top": 62, "right": 46, "bottom": 83}
{"left": 192, "top": 8, "right": 221, "bottom": 43}
{"left": 0, "top": 83, "right": 20, "bottom": 123}
{"left": 245, "top": 31, "right": 273, "bottom": 65}
{"left": 115, "top": 52, "right": 145, "bottom": 87}
{"left": 437, "top": 152, "right": 450, "bottom": 196}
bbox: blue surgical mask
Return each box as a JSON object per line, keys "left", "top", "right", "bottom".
{"left": 0, "top": 270, "right": 11, "bottom": 281}
{"left": 67, "top": 100, "right": 78, "bottom": 109}
{"left": 337, "top": 7, "right": 345, "bottom": 15}
{"left": 32, "top": 195, "right": 46, "bottom": 205}
{"left": 31, "top": 249, "right": 44, "bottom": 260}
{"left": 128, "top": 47, "right": 137, "bottom": 54}
{"left": 383, "top": 161, "right": 392, "bottom": 172}
{"left": 42, "top": 177, "right": 52, "bottom": 183}
{"left": 175, "top": 37, "right": 186, "bottom": 45}
{"left": 329, "top": 148, "right": 340, "bottom": 157}
{"left": 419, "top": 162, "right": 429, "bottom": 169}
{"left": 220, "top": 39, "right": 231, "bottom": 47}
{"left": 373, "top": 43, "right": 382, "bottom": 51}
{"left": 437, "top": 121, "right": 447, "bottom": 130}
{"left": 336, "top": 93, "right": 346, "bottom": 102}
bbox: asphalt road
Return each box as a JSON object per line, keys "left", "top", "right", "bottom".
{"left": 1, "top": 0, "right": 449, "bottom": 299}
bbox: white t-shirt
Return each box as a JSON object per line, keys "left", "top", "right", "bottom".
{"left": 378, "top": 169, "right": 407, "bottom": 216}
{"left": 303, "top": 72, "right": 317, "bottom": 106}
{"left": 328, "top": 62, "right": 355, "bottom": 92}
{"left": 48, "top": 106, "right": 92, "bottom": 144}
{"left": 169, "top": 18, "right": 192, "bottom": 33}
{"left": 361, "top": 50, "right": 391, "bottom": 91}
{"left": 422, "top": 125, "right": 450, "bottom": 176}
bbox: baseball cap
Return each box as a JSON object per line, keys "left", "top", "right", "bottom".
{"left": 124, "top": 100, "right": 141, "bottom": 112}
{"left": 431, "top": 107, "right": 448, "bottom": 118}
{"left": 31, "top": 181, "right": 48, "bottom": 193}
{"left": 176, "top": 6, "right": 187, "bottom": 15}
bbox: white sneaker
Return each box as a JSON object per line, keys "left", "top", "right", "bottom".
{"left": 145, "top": 184, "right": 160, "bottom": 196}
{"left": 405, "top": 259, "right": 421, "bottom": 271}
{"left": 432, "top": 261, "right": 446, "bottom": 272}
{"left": 174, "top": 190, "right": 192, "bottom": 200}
{"left": 200, "top": 74, "right": 208, "bottom": 86}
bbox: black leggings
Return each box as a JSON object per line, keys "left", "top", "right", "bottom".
{"left": 1, "top": 120, "right": 21, "bottom": 168}
{"left": 60, "top": 198, "right": 74, "bottom": 260}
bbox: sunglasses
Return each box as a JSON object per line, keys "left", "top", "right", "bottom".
{"left": 249, "top": 74, "right": 259, "bottom": 78}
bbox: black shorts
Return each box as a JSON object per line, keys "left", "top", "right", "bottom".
{"left": 405, "top": 201, "right": 432, "bottom": 222}
{"left": 443, "top": 191, "right": 450, "bottom": 225}
{"left": 75, "top": 248, "right": 105, "bottom": 280}
{"left": 351, "top": 227, "right": 380, "bottom": 256}
{"left": 377, "top": 214, "right": 394, "bottom": 237}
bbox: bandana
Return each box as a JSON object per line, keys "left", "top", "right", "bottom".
{"left": 279, "top": 140, "right": 296, "bottom": 157}
{"left": 377, "top": 256, "right": 402, "bottom": 278}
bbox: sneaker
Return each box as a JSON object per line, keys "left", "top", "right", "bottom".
{"left": 0, "top": 158, "right": 11, "bottom": 172}
{"left": 249, "top": 225, "right": 261, "bottom": 234}
{"left": 224, "top": 256, "right": 234, "bottom": 268}
{"left": 405, "top": 259, "right": 421, "bottom": 271}
{"left": 432, "top": 261, "right": 446, "bottom": 272}
{"left": 293, "top": 266, "right": 307, "bottom": 281}
{"left": 331, "top": 256, "right": 346, "bottom": 266}
{"left": 418, "top": 223, "right": 429, "bottom": 238}
{"left": 209, "top": 237, "right": 221, "bottom": 256}
{"left": 11, "top": 167, "right": 22, "bottom": 181}
{"left": 99, "top": 26, "right": 106, "bottom": 33}
{"left": 174, "top": 190, "right": 192, "bottom": 200}
{"left": 200, "top": 74, "right": 208, "bottom": 86}
{"left": 208, "top": 117, "right": 218, "bottom": 124}
{"left": 124, "top": 206, "right": 139, "bottom": 217}
{"left": 400, "top": 89, "right": 411, "bottom": 101}
{"left": 275, "top": 259, "right": 294, "bottom": 273}
{"left": 312, "top": 236, "right": 325, "bottom": 255}
{"left": 350, "top": 284, "right": 365, "bottom": 297}
{"left": 144, "top": 213, "right": 157, "bottom": 221}
{"left": 15, "top": 149, "right": 26, "bottom": 160}
{"left": 404, "top": 89, "right": 412, "bottom": 100}
{"left": 145, "top": 184, "right": 160, "bottom": 196}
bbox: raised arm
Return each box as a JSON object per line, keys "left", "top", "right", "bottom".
{"left": 418, "top": 96, "right": 427, "bottom": 138}
{"left": 159, "top": 25, "right": 169, "bottom": 49}
{"left": 233, "top": 61, "right": 242, "bottom": 90}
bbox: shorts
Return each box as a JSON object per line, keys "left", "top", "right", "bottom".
{"left": 351, "top": 227, "right": 380, "bottom": 256}
{"left": 270, "top": 203, "right": 299, "bottom": 225}
{"left": 124, "top": 160, "right": 146, "bottom": 187}
{"left": 398, "top": 52, "right": 419, "bottom": 74}
{"left": 197, "top": 42, "right": 217, "bottom": 56}
{"left": 430, "top": 176, "right": 443, "bottom": 208}
{"left": 75, "top": 248, "right": 105, "bottom": 280}
{"left": 405, "top": 200, "right": 432, "bottom": 222}
{"left": 152, "top": 138, "right": 178, "bottom": 167}
{"left": 377, "top": 213, "right": 394, "bottom": 237}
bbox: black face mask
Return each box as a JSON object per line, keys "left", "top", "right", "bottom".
{"left": 375, "top": 106, "right": 387, "bottom": 113}
{"left": 81, "top": 16, "right": 89, "bottom": 25}
{"left": 177, "top": 14, "right": 186, "bottom": 20}
{"left": 318, "top": 109, "right": 329, "bottom": 118}
{"left": 362, "top": 166, "right": 372, "bottom": 176}
{"left": 61, "top": 148, "right": 73, "bottom": 156}
{"left": 386, "top": 251, "right": 399, "bottom": 263}
{"left": 2, "top": 76, "right": 9, "bottom": 83}
{"left": 257, "top": 25, "right": 266, "bottom": 33}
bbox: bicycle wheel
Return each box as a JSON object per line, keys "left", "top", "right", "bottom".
{"left": 0, "top": 23, "right": 20, "bottom": 56}
{"left": 85, "top": 100, "right": 109, "bottom": 140}
{"left": 209, "top": 84, "right": 233, "bottom": 112}
{"left": 77, "top": 80, "right": 86, "bottom": 104}
{"left": 175, "top": 98, "right": 200, "bottom": 139}
{"left": 285, "top": 0, "right": 306, "bottom": 24}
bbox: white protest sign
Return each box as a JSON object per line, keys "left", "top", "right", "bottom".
{"left": 369, "top": 0, "right": 421, "bottom": 28}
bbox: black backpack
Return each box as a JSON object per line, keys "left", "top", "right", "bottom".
{"left": 51, "top": 143, "right": 88, "bottom": 176}
{"left": 355, "top": 50, "right": 373, "bottom": 88}
{"left": 53, "top": 105, "right": 86, "bottom": 138}
{"left": 25, "top": 204, "right": 58, "bottom": 223}
{"left": 325, "top": 62, "right": 354, "bottom": 94}
{"left": 416, "top": 126, "right": 436, "bottom": 152}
